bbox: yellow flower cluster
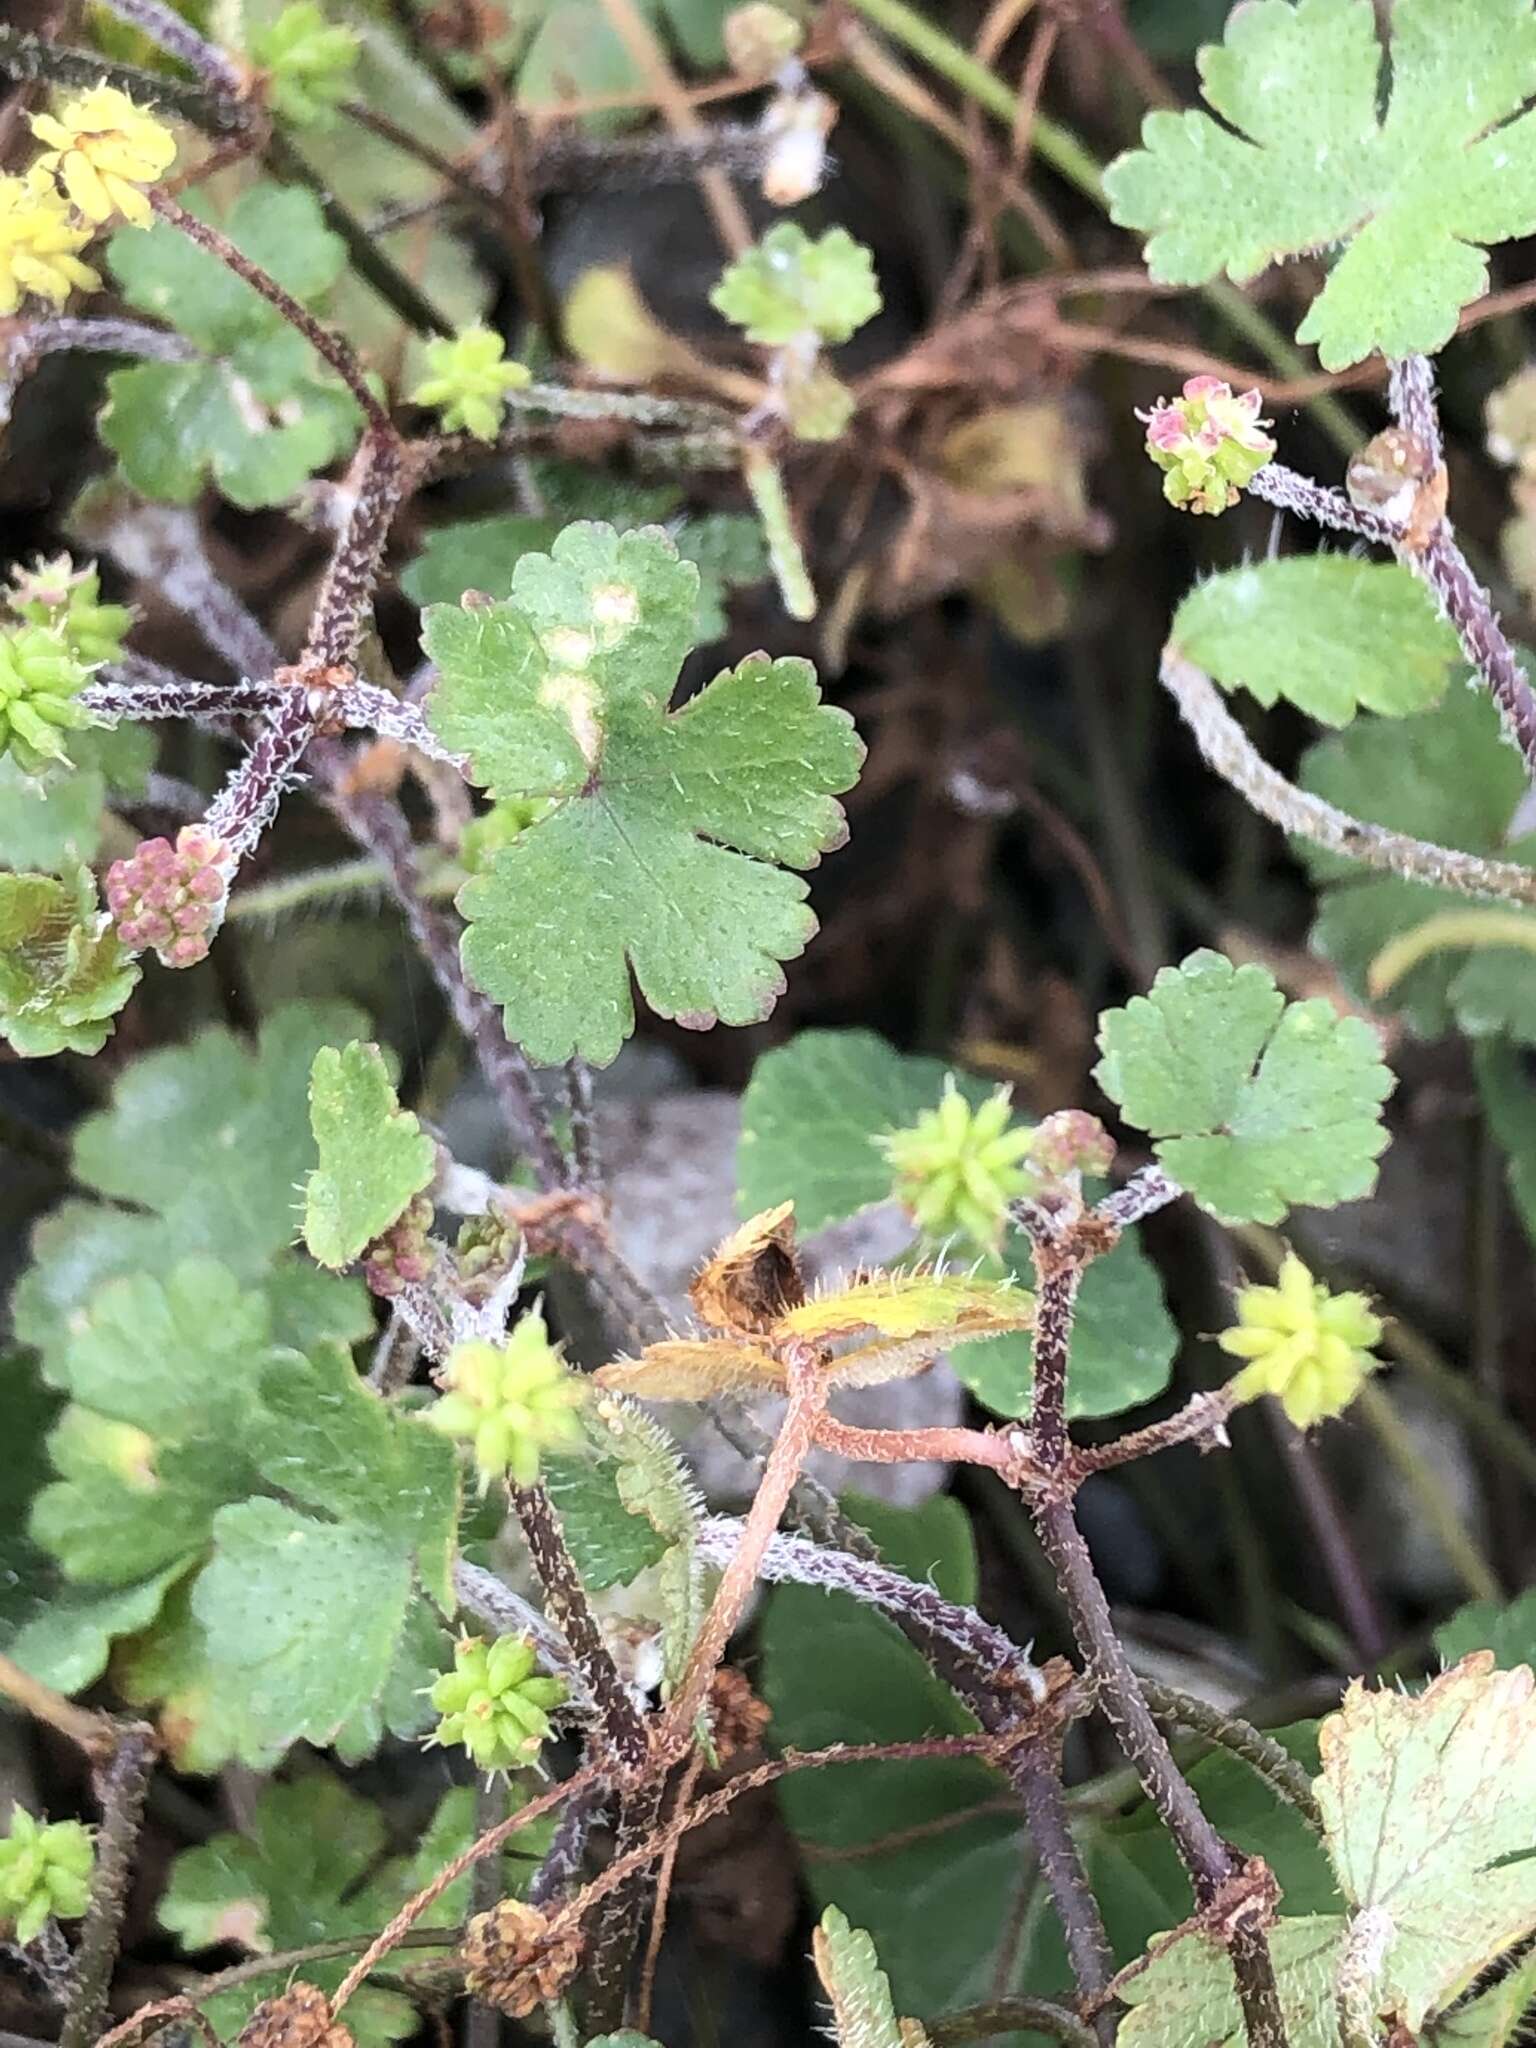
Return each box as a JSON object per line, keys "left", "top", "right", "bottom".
{"left": 0, "top": 85, "right": 177, "bottom": 318}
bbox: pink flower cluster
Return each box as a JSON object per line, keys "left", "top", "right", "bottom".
{"left": 363, "top": 1195, "right": 436, "bottom": 1299}
{"left": 104, "top": 824, "right": 233, "bottom": 969}
{"left": 1140, "top": 375, "right": 1275, "bottom": 516}
{"left": 1027, "top": 1109, "right": 1116, "bottom": 1182}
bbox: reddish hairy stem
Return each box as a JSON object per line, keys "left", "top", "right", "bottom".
{"left": 808, "top": 1409, "right": 1026, "bottom": 1471}
{"left": 659, "top": 1358, "right": 827, "bottom": 1750}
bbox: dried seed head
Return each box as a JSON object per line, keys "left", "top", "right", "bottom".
{"left": 708, "top": 1666, "right": 772, "bottom": 1760}
{"left": 462, "top": 1898, "right": 583, "bottom": 2017}
{"left": 237, "top": 1984, "right": 354, "bottom": 2048}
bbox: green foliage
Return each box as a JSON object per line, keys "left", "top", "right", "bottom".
{"left": 813, "top": 1907, "right": 906, "bottom": 2048}
{"left": 1118, "top": 1918, "right": 1344, "bottom": 2048}
{"left": 0, "top": 866, "right": 138, "bottom": 1057}
{"left": 0, "top": 726, "right": 154, "bottom": 876}
{"left": 736, "top": 1028, "right": 1177, "bottom": 1421}
{"left": 1171, "top": 560, "right": 1460, "bottom": 725}
{"left": 0, "top": 1808, "right": 94, "bottom": 1945}
{"left": 711, "top": 224, "right": 882, "bottom": 345}
{"left": 1473, "top": 1042, "right": 1536, "bottom": 1247}
{"left": 29, "top": 1261, "right": 270, "bottom": 1585}
{"left": 13, "top": 1003, "right": 371, "bottom": 1383}
{"left": 401, "top": 499, "right": 767, "bottom": 644}
{"left": 101, "top": 184, "right": 362, "bottom": 507}
{"left": 1094, "top": 950, "right": 1394, "bottom": 1224}
{"left": 1300, "top": 689, "right": 1536, "bottom": 1040}
{"left": 1104, "top": 0, "right": 1536, "bottom": 368}
{"left": 249, "top": 1, "right": 360, "bottom": 127}
{"left": 425, "top": 523, "right": 863, "bottom": 1064}
{"left": 304, "top": 1041, "right": 436, "bottom": 1269}
{"left": 159, "top": 1776, "right": 480, "bottom": 2048}
{"left": 1436, "top": 1585, "right": 1536, "bottom": 1668}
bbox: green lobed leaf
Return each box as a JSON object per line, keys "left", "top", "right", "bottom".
{"left": 1316, "top": 1656, "right": 1536, "bottom": 2027}
{"left": 1171, "top": 558, "right": 1460, "bottom": 725}
{"left": 9, "top": 1568, "right": 188, "bottom": 1696}
{"left": 1428, "top": 1950, "right": 1536, "bottom": 2048}
{"left": 737, "top": 1028, "right": 1177, "bottom": 1420}
{"left": 401, "top": 504, "right": 766, "bottom": 643}
{"left": 101, "top": 184, "right": 361, "bottom": 508}
{"left": 1104, "top": 0, "right": 1536, "bottom": 369}
{"left": 814, "top": 1907, "right": 905, "bottom": 2048}
{"left": 711, "top": 225, "right": 882, "bottom": 346}
{"left": 1094, "top": 950, "right": 1394, "bottom": 1224}
{"left": 304, "top": 1041, "right": 436, "bottom": 1268}
{"left": 426, "top": 523, "right": 863, "bottom": 1064}
{"left": 14, "top": 1002, "right": 372, "bottom": 1383}
{"left": 28, "top": 1261, "right": 273, "bottom": 1586}
{"left": 0, "top": 866, "right": 138, "bottom": 1057}
{"left": 159, "top": 1776, "right": 469, "bottom": 2048}
{"left": 1299, "top": 688, "right": 1536, "bottom": 1041}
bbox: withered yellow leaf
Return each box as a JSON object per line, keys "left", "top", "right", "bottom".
{"left": 690, "top": 1201, "right": 805, "bottom": 1335}
{"left": 595, "top": 1338, "right": 785, "bottom": 1401}
{"left": 777, "top": 1269, "right": 1035, "bottom": 1347}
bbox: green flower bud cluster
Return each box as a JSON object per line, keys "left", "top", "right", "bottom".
{"left": 6, "top": 556, "right": 132, "bottom": 667}
{"left": 0, "top": 1807, "right": 93, "bottom": 1945}
{"left": 1218, "top": 1253, "right": 1382, "bottom": 1430}
{"left": 877, "top": 1078, "right": 1035, "bottom": 1254}
{"left": 411, "top": 327, "right": 532, "bottom": 443}
{"left": 430, "top": 1307, "right": 585, "bottom": 1488}
{"left": 0, "top": 619, "right": 94, "bottom": 775}
{"left": 250, "top": 2, "right": 361, "bottom": 128}
{"left": 428, "top": 1634, "right": 568, "bottom": 1771}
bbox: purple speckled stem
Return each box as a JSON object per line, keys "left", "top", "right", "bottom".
{"left": 93, "top": 0, "right": 245, "bottom": 104}
{"left": 84, "top": 668, "right": 280, "bottom": 727}
{"left": 304, "top": 431, "right": 408, "bottom": 671}
{"left": 1, "top": 318, "right": 198, "bottom": 425}
{"left": 1388, "top": 355, "right": 1443, "bottom": 473}
{"left": 1418, "top": 526, "right": 1536, "bottom": 774}
{"left": 1247, "top": 462, "right": 1403, "bottom": 549}
{"left": 204, "top": 687, "right": 316, "bottom": 858}
{"left": 1094, "top": 1163, "right": 1183, "bottom": 1231}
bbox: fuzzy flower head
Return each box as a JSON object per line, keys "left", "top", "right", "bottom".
{"left": 1218, "top": 1253, "right": 1382, "bottom": 1430}
{"left": 1140, "top": 375, "right": 1274, "bottom": 516}
{"left": 878, "top": 1078, "right": 1035, "bottom": 1254}
{"left": 428, "top": 1634, "right": 568, "bottom": 1771}
{"left": 431, "top": 1307, "right": 585, "bottom": 1489}
{"left": 0, "top": 170, "right": 101, "bottom": 315}
{"left": 410, "top": 327, "right": 532, "bottom": 443}
{"left": 251, "top": 3, "right": 362, "bottom": 128}
{"left": 6, "top": 556, "right": 132, "bottom": 668}
{"left": 30, "top": 85, "right": 177, "bottom": 229}
{"left": 104, "top": 824, "right": 234, "bottom": 969}
{"left": 0, "top": 1808, "right": 93, "bottom": 1946}
{"left": 0, "top": 622, "right": 94, "bottom": 775}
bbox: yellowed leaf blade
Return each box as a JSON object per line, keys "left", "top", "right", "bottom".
{"left": 1317, "top": 1652, "right": 1536, "bottom": 2028}
{"left": 778, "top": 1269, "right": 1035, "bottom": 1346}
{"left": 594, "top": 1339, "right": 786, "bottom": 1401}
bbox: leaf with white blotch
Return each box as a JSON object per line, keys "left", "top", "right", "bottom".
{"left": 813, "top": 1907, "right": 909, "bottom": 2048}
{"left": 1104, "top": 0, "right": 1536, "bottom": 369}
{"left": 1172, "top": 558, "right": 1459, "bottom": 725}
{"left": 1094, "top": 950, "right": 1394, "bottom": 1224}
{"left": 1317, "top": 1653, "right": 1536, "bottom": 2027}
{"left": 425, "top": 523, "right": 863, "bottom": 1064}
{"left": 304, "top": 1041, "right": 435, "bottom": 1268}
